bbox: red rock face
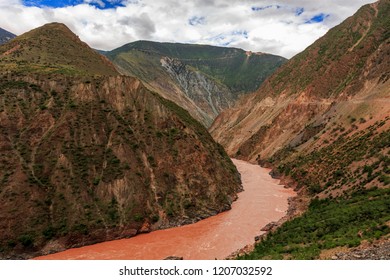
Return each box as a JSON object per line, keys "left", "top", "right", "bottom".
{"left": 35, "top": 159, "right": 295, "bottom": 260}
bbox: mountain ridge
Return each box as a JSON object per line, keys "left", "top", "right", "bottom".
{"left": 106, "top": 40, "right": 286, "bottom": 126}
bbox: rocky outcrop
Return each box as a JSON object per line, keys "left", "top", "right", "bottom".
{"left": 161, "top": 57, "right": 234, "bottom": 125}
{"left": 164, "top": 256, "right": 184, "bottom": 260}
{"left": 332, "top": 240, "right": 390, "bottom": 260}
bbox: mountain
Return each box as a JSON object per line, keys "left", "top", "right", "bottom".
{"left": 106, "top": 41, "right": 286, "bottom": 127}
{"left": 0, "top": 23, "right": 117, "bottom": 76}
{"left": 211, "top": 0, "right": 390, "bottom": 259}
{"left": 0, "top": 23, "right": 242, "bottom": 259}
{"left": 0, "top": 27, "right": 16, "bottom": 45}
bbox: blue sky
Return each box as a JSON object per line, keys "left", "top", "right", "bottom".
{"left": 23, "top": 0, "right": 125, "bottom": 9}
{"left": 306, "top": 13, "right": 330, "bottom": 24}
{"left": 0, "top": 0, "right": 377, "bottom": 58}
{"left": 23, "top": 0, "right": 78, "bottom": 8}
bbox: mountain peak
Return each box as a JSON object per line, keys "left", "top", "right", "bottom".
{"left": 0, "top": 22, "right": 117, "bottom": 76}
{"left": 33, "top": 22, "right": 77, "bottom": 38}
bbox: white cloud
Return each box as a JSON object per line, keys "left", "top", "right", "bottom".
{"left": 0, "top": 0, "right": 377, "bottom": 58}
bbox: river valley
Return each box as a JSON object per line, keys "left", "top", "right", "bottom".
{"left": 35, "top": 159, "right": 295, "bottom": 260}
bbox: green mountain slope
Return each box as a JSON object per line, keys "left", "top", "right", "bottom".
{"left": 109, "top": 41, "right": 286, "bottom": 93}
{"left": 0, "top": 23, "right": 242, "bottom": 259}
{"left": 106, "top": 41, "right": 286, "bottom": 126}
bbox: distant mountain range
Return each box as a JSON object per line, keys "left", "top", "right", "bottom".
{"left": 0, "top": 27, "right": 16, "bottom": 45}
{"left": 105, "top": 41, "right": 286, "bottom": 126}
{"left": 0, "top": 22, "right": 242, "bottom": 259}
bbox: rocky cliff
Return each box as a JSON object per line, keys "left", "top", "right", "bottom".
{"left": 161, "top": 56, "right": 234, "bottom": 123}
{"left": 0, "top": 23, "right": 242, "bottom": 259}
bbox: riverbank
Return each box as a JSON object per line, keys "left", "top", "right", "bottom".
{"left": 35, "top": 159, "right": 295, "bottom": 260}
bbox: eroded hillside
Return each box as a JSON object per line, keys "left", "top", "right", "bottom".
{"left": 211, "top": 0, "right": 389, "bottom": 163}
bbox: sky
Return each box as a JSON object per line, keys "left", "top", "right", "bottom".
{"left": 0, "top": 0, "right": 376, "bottom": 58}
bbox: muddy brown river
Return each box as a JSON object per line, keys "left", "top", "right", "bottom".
{"left": 35, "top": 159, "right": 295, "bottom": 260}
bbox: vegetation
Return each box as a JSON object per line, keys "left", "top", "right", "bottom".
{"left": 107, "top": 40, "right": 286, "bottom": 95}
{"left": 241, "top": 117, "right": 390, "bottom": 259}
{"left": 274, "top": 119, "right": 389, "bottom": 195}
{"left": 239, "top": 187, "right": 390, "bottom": 260}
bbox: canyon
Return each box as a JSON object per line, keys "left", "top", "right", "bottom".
{"left": 0, "top": 0, "right": 389, "bottom": 260}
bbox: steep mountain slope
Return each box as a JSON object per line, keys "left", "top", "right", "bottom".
{"left": 106, "top": 41, "right": 286, "bottom": 127}
{"left": 0, "top": 23, "right": 242, "bottom": 259}
{"left": 211, "top": 0, "right": 389, "bottom": 161}
{"left": 0, "top": 27, "right": 16, "bottom": 45}
{"left": 211, "top": 0, "right": 390, "bottom": 259}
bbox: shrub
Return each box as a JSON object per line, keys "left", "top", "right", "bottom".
{"left": 18, "top": 235, "right": 34, "bottom": 247}
{"left": 134, "top": 214, "right": 143, "bottom": 222}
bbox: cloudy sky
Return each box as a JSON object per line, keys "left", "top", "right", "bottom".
{"left": 0, "top": 0, "right": 376, "bottom": 58}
